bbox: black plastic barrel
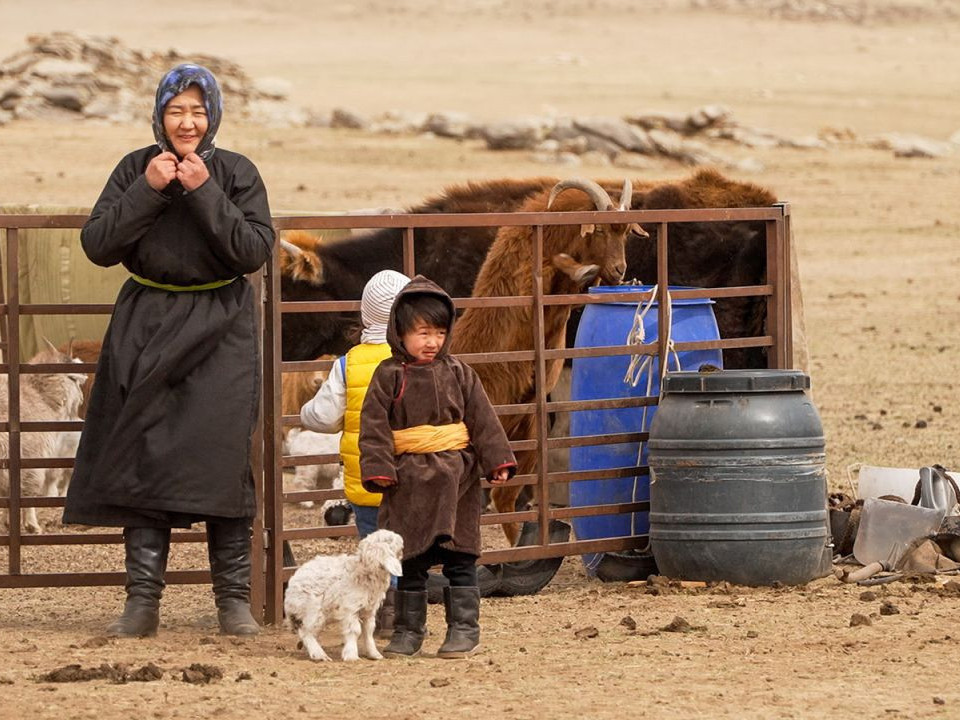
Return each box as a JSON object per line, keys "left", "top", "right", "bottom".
{"left": 648, "top": 370, "right": 829, "bottom": 586}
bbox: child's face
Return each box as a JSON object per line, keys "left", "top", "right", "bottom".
{"left": 401, "top": 320, "right": 447, "bottom": 363}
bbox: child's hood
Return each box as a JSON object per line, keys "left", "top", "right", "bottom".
{"left": 386, "top": 274, "right": 456, "bottom": 363}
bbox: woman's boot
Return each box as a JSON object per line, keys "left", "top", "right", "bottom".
{"left": 437, "top": 586, "right": 481, "bottom": 658}
{"left": 382, "top": 590, "right": 427, "bottom": 657}
{"left": 106, "top": 527, "right": 171, "bottom": 638}
{"left": 206, "top": 518, "right": 260, "bottom": 636}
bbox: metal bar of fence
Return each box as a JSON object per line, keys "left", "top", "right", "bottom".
{"left": 6, "top": 227, "right": 22, "bottom": 574}
{"left": 532, "top": 225, "right": 552, "bottom": 546}
{"left": 0, "top": 207, "right": 785, "bottom": 231}
{"left": 0, "top": 570, "right": 211, "bottom": 589}
{"left": 264, "top": 239, "right": 284, "bottom": 625}
{"left": 1, "top": 531, "right": 209, "bottom": 546}
{"left": 765, "top": 219, "right": 781, "bottom": 369}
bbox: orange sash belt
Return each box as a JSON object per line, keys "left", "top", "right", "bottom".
{"left": 392, "top": 422, "right": 470, "bottom": 455}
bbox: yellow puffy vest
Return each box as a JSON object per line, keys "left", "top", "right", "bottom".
{"left": 341, "top": 343, "right": 393, "bottom": 506}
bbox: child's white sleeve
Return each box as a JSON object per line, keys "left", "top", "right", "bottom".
{"left": 300, "top": 357, "right": 347, "bottom": 433}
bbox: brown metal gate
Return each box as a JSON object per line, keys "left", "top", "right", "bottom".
{"left": 0, "top": 205, "right": 793, "bottom": 625}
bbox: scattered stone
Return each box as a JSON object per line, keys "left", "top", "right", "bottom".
{"left": 81, "top": 636, "right": 110, "bottom": 648}
{"left": 37, "top": 663, "right": 162, "bottom": 684}
{"left": 859, "top": 591, "right": 878, "bottom": 602}
{"left": 934, "top": 696, "right": 946, "bottom": 705}
{"left": 915, "top": 420, "right": 928, "bottom": 429}
{"left": 868, "top": 132, "right": 953, "bottom": 159}
{"left": 879, "top": 600, "right": 900, "bottom": 616}
{"left": 620, "top": 616, "right": 637, "bottom": 631}
{"left": 330, "top": 107, "right": 370, "bottom": 131}
{"left": 0, "top": 675, "right": 13, "bottom": 685}
{"left": 424, "top": 111, "right": 475, "bottom": 139}
{"left": 181, "top": 664, "right": 223, "bottom": 685}
{"left": 236, "top": 672, "right": 253, "bottom": 682}
{"left": 429, "top": 677, "right": 451, "bottom": 688}
{"left": 0, "top": 32, "right": 310, "bottom": 127}
{"left": 575, "top": 626, "right": 599, "bottom": 639}
{"left": 850, "top": 613, "right": 872, "bottom": 627}
{"left": 746, "top": 630, "right": 759, "bottom": 638}
{"left": 661, "top": 616, "right": 706, "bottom": 633}
{"left": 482, "top": 118, "right": 548, "bottom": 150}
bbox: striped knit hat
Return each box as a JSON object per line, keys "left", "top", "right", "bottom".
{"left": 360, "top": 270, "right": 410, "bottom": 344}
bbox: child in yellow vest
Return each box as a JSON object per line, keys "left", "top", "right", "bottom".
{"left": 299, "top": 269, "right": 409, "bottom": 633}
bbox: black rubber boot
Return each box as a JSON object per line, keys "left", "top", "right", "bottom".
{"left": 105, "top": 527, "right": 171, "bottom": 638}
{"left": 207, "top": 518, "right": 260, "bottom": 636}
{"left": 374, "top": 587, "right": 396, "bottom": 639}
{"left": 383, "top": 590, "right": 427, "bottom": 657}
{"left": 437, "top": 586, "right": 481, "bottom": 659}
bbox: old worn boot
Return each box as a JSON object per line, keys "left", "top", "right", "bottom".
{"left": 383, "top": 590, "right": 427, "bottom": 657}
{"left": 437, "top": 586, "right": 481, "bottom": 659}
{"left": 375, "top": 587, "right": 396, "bottom": 639}
{"left": 106, "top": 527, "right": 171, "bottom": 638}
{"left": 207, "top": 518, "right": 260, "bottom": 636}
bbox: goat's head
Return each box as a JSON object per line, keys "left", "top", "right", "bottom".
{"left": 546, "top": 178, "right": 648, "bottom": 287}
{"left": 279, "top": 231, "right": 325, "bottom": 286}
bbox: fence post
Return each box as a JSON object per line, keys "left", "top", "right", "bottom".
{"left": 5, "top": 228, "right": 22, "bottom": 573}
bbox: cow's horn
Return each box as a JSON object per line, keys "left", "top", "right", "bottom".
{"left": 279, "top": 239, "right": 302, "bottom": 257}
{"left": 618, "top": 179, "right": 633, "bottom": 211}
{"left": 548, "top": 178, "right": 614, "bottom": 211}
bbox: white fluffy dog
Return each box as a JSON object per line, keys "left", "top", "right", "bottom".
{"left": 285, "top": 529, "right": 403, "bottom": 661}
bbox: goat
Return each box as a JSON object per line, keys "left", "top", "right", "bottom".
{"left": 450, "top": 178, "right": 645, "bottom": 544}
{"left": 2, "top": 343, "right": 86, "bottom": 532}
{"left": 284, "top": 529, "right": 403, "bottom": 661}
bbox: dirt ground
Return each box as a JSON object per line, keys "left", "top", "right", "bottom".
{"left": 2, "top": 1, "right": 960, "bottom": 718}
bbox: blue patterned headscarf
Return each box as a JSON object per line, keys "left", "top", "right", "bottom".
{"left": 151, "top": 63, "right": 223, "bottom": 160}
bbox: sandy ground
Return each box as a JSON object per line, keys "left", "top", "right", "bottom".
{"left": 2, "top": 1, "right": 960, "bottom": 718}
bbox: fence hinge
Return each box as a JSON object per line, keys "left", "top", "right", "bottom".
{"left": 262, "top": 528, "right": 271, "bottom": 550}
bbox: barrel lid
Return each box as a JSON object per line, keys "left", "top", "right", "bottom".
{"left": 662, "top": 369, "right": 811, "bottom": 393}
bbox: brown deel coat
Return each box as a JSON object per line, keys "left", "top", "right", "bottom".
{"left": 359, "top": 276, "right": 516, "bottom": 560}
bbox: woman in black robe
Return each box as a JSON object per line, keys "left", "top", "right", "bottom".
{"left": 63, "top": 64, "right": 274, "bottom": 637}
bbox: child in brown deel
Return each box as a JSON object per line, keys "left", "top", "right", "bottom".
{"left": 359, "top": 275, "right": 516, "bottom": 659}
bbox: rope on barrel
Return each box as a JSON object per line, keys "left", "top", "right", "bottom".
{"left": 622, "top": 284, "right": 681, "bottom": 543}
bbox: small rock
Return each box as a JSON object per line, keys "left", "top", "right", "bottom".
{"left": 235, "top": 672, "right": 252, "bottom": 682}
{"left": 620, "top": 616, "right": 637, "bottom": 631}
{"left": 0, "top": 675, "right": 13, "bottom": 685}
{"left": 850, "top": 613, "right": 872, "bottom": 627}
{"left": 746, "top": 630, "right": 759, "bottom": 638}
{"left": 915, "top": 420, "right": 928, "bottom": 429}
{"left": 879, "top": 600, "right": 900, "bottom": 616}
{"left": 330, "top": 108, "right": 370, "bottom": 131}
{"left": 661, "top": 616, "right": 700, "bottom": 633}
{"left": 859, "top": 591, "right": 878, "bottom": 602}
{"left": 429, "top": 677, "right": 450, "bottom": 688}
{"left": 575, "top": 626, "right": 599, "bottom": 639}
{"left": 934, "top": 696, "right": 946, "bottom": 705}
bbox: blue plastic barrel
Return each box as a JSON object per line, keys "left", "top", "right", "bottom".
{"left": 569, "top": 285, "right": 723, "bottom": 576}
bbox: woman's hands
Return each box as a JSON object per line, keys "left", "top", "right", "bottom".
{"left": 145, "top": 151, "right": 209, "bottom": 192}
{"left": 145, "top": 152, "right": 178, "bottom": 191}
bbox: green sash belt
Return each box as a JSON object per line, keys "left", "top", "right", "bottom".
{"left": 130, "top": 274, "right": 239, "bottom": 292}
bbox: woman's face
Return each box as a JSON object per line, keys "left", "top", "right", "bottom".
{"left": 162, "top": 85, "right": 208, "bottom": 158}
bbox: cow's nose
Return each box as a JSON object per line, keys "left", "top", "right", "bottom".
{"left": 613, "top": 262, "right": 627, "bottom": 279}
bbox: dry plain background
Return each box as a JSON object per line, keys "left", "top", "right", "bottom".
{"left": 1, "top": 1, "right": 960, "bottom": 719}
